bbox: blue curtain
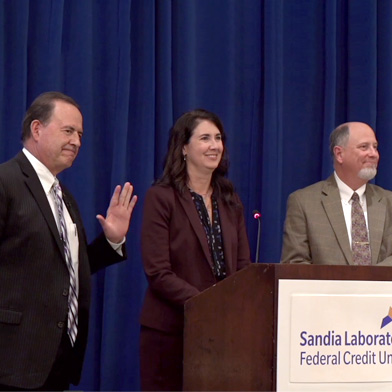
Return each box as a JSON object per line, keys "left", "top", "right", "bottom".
{"left": 1, "top": 0, "right": 392, "bottom": 390}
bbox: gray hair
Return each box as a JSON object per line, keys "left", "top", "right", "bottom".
{"left": 329, "top": 123, "right": 350, "bottom": 158}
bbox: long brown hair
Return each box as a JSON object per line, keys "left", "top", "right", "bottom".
{"left": 157, "top": 109, "right": 237, "bottom": 205}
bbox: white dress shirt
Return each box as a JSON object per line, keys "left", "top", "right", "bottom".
{"left": 23, "top": 148, "right": 80, "bottom": 294}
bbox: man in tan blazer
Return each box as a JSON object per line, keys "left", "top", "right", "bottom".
{"left": 281, "top": 121, "right": 392, "bottom": 266}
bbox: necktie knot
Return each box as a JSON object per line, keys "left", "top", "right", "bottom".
{"left": 351, "top": 192, "right": 359, "bottom": 203}
{"left": 52, "top": 178, "right": 61, "bottom": 196}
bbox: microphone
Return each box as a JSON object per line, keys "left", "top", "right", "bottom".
{"left": 252, "top": 210, "right": 261, "bottom": 263}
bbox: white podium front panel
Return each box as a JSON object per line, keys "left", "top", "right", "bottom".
{"left": 277, "top": 279, "right": 392, "bottom": 391}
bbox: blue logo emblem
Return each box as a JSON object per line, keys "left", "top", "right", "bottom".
{"left": 381, "top": 307, "right": 392, "bottom": 329}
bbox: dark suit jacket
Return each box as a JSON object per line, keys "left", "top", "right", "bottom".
{"left": 0, "top": 152, "right": 125, "bottom": 389}
{"left": 140, "top": 184, "right": 251, "bottom": 333}
{"left": 281, "top": 174, "right": 392, "bottom": 265}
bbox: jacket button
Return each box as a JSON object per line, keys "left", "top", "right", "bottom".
{"left": 62, "top": 289, "right": 68, "bottom": 296}
{"left": 57, "top": 321, "right": 64, "bottom": 329}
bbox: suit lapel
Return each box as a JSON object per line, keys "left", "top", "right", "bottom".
{"left": 16, "top": 152, "right": 65, "bottom": 258}
{"left": 321, "top": 175, "right": 353, "bottom": 264}
{"left": 177, "top": 189, "right": 214, "bottom": 269}
{"left": 366, "top": 185, "right": 385, "bottom": 265}
{"left": 62, "top": 189, "right": 78, "bottom": 224}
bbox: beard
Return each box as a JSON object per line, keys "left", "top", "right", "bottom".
{"left": 358, "top": 166, "right": 377, "bottom": 181}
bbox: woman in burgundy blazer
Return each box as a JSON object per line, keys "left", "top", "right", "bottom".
{"left": 140, "top": 109, "right": 251, "bottom": 391}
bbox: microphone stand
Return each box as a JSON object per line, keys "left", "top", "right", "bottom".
{"left": 253, "top": 210, "right": 261, "bottom": 264}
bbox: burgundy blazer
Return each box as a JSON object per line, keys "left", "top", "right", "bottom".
{"left": 140, "top": 184, "right": 251, "bottom": 333}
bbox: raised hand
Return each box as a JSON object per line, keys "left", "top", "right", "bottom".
{"left": 96, "top": 182, "right": 137, "bottom": 243}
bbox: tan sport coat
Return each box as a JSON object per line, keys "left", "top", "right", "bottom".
{"left": 281, "top": 175, "right": 392, "bottom": 265}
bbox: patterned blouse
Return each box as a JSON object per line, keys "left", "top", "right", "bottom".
{"left": 189, "top": 190, "right": 227, "bottom": 281}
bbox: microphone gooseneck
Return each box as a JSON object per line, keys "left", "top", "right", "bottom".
{"left": 252, "top": 210, "right": 261, "bottom": 263}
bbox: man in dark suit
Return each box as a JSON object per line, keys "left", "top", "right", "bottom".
{"left": 0, "top": 92, "right": 137, "bottom": 390}
{"left": 281, "top": 121, "right": 392, "bottom": 266}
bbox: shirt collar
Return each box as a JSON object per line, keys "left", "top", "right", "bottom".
{"left": 22, "top": 148, "right": 57, "bottom": 194}
{"left": 334, "top": 171, "right": 366, "bottom": 203}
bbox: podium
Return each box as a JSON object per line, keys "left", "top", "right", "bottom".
{"left": 183, "top": 263, "right": 392, "bottom": 391}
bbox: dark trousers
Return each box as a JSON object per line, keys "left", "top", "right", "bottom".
{"left": 140, "top": 325, "right": 183, "bottom": 391}
{"left": 0, "top": 328, "right": 72, "bottom": 391}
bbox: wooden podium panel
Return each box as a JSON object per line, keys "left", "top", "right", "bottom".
{"left": 183, "top": 263, "right": 392, "bottom": 391}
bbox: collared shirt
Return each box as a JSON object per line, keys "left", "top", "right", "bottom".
{"left": 23, "top": 148, "right": 80, "bottom": 294}
{"left": 22, "top": 148, "right": 124, "bottom": 257}
{"left": 334, "top": 171, "right": 368, "bottom": 247}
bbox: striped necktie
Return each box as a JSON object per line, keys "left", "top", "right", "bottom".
{"left": 51, "top": 179, "right": 78, "bottom": 346}
{"left": 351, "top": 192, "right": 371, "bottom": 265}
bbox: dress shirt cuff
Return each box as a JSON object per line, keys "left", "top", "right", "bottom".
{"left": 106, "top": 237, "right": 126, "bottom": 256}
